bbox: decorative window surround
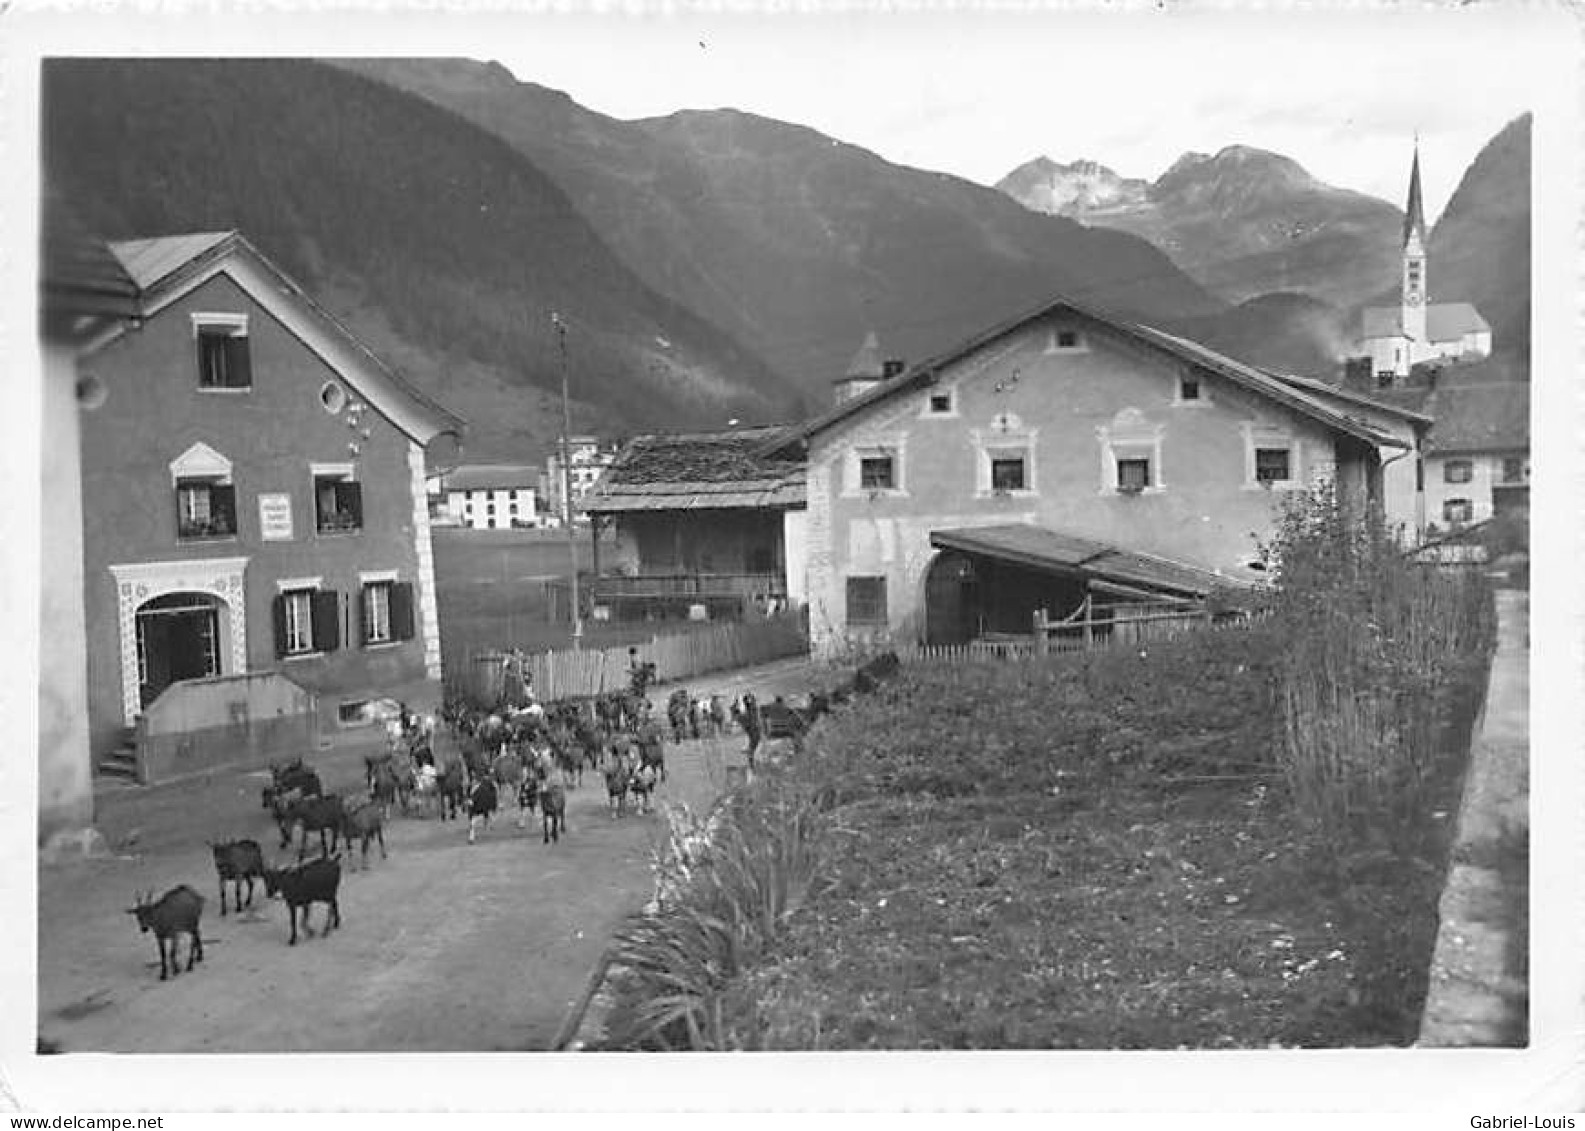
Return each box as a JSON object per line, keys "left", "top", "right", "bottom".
{"left": 1241, "top": 423, "right": 1300, "bottom": 490}
{"left": 358, "top": 569, "right": 400, "bottom": 584}
{"left": 169, "top": 441, "right": 234, "bottom": 486}
{"left": 275, "top": 575, "right": 324, "bottom": 592}
{"left": 1173, "top": 371, "right": 1211, "bottom": 407}
{"left": 1097, "top": 408, "right": 1165, "bottom": 495}
{"left": 971, "top": 413, "right": 1039, "bottom": 497}
{"left": 842, "top": 436, "right": 908, "bottom": 498}
{"left": 109, "top": 557, "right": 248, "bottom": 727}
{"left": 190, "top": 312, "right": 249, "bottom": 336}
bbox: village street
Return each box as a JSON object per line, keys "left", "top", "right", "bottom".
{"left": 36, "top": 657, "right": 828, "bottom": 1053}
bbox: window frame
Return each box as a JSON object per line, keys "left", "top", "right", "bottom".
{"left": 1442, "top": 497, "right": 1474, "bottom": 526}
{"left": 845, "top": 575, "right": 889, "bottom": 627}
{"left": 990, "top": 455, "right": 1028, "bottom": 493}
{"left": 1115, "top": 457, "right": 1151, "bottom": 492}
{"left": 312, "top": 464, "right": 364, "bottom": 535}
{"left": 191, "top": 313, "right": 252, "bottom": 392}
{"left": 1500, "top": 457, "right": 1527, "bottom": 484}
{"left": 174, "top": 477, "right": 238, "bottom": 541}
{"left": 925, "top": 389, "right": 956, "bottom": 417}
{"left": 1443, "top": 459, "right": 1474, "bottom": 485}
{"left": 1254, "top": 447, "right": 1293, "bottom": 485}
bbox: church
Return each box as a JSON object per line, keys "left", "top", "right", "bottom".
{"left": 1359, "top": 147, "right": 1492, "bottom": 385}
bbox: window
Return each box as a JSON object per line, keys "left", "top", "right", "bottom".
{"left": 193, "top": 315, "right": 251, "bottom": 390}
{"left": 859, "top": 455, "right": 896, "bottom": 490}
{"left": 1116, "top": 458, "right": 1151, "bottom": 492}
{"left": 274, "top": 585, "right": 339, "bottom": 658}
{"left": 175, "top": 478, "right": 237, "bottom": 539}
{"left": 846, "top": 576, "right": 888, "bottom": 626}
{"left": 1501, "top": 457, "right": 1526, "bottom": 484}
{"left": 1254, "top": 447, "right": 1292, "bottom": 485}
{"left": 1377, "top": 371, "right": 1395, "bottom": 388}
{"left": 314, "top": 471, "right": 363, "bottom": 533}
{"left": 990, "top": 456, "right": 1027, "bottom": 492}
{"left": 360, "top": 579, "right": 416, "bottom": 647}
{"left": 1055, "top": 330, "right": 1080, "bottom": 349}
{"left": 1443, "top": 498, "right": 1474, "bottom": 525}
{"left": 1179, "top": 376, "right": 1201, "bottom": 402}
{"left": 928, "top": 391, "right": 953, "bottom": 414}
{"left": 1444, "top": 460, "right": 1474, "bottom": 484}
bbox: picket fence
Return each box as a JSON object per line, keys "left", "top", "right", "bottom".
{"left": 465, "top": 610, "right": 808, "bottom": 705}
{"left": 899, "top": 602, "right": 1237, "bottom": 666}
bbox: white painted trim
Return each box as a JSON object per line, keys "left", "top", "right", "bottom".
{"left": 169, "top": 441, "right": 234, "bottom": 485}
{"left": 1240, "top": 422, "right": 1301, "bottom": 490}
{"left": 275, "top": 576, "right": 324, "bottom": 592}
{"left": 310, "top": 462, "right": 357, "bottom": 479}
{"left": 190, "top": 311, "right": 249, "bottom": 336}
{"left": 409, "top": 441, "right": 444, "bottom": 681}
{"left": 109, "top": 557, "right": 248, "bottom": 727}
{"left": 358, "top": 569, "right": 400, "bottom": 584}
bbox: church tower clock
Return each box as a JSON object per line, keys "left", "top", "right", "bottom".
{"left": 1401, "top": 144, "right": 1429, "bottom": 347}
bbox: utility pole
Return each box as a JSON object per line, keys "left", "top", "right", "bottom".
{"left": 552, "top": 313, "right": 583, "bottom": 648}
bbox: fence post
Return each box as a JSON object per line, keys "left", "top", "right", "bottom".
{"left": 1033, "top": 608, "right": 1048, "bottom": 657}
{"left": 1083, "top": 594, "right": 1093, "bottom": 649}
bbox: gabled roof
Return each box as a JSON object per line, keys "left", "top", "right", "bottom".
{"left": 1422, "top": 382, "right": 1530, "bottom": 454}
{"left": 931, "top": 524, "right": 1246, "bottom": 599}
{"left": 443, "top": 464, "right": 540, "bottom": 491}
{"left": 103, "top": 231, "right": 464, "bottom": 447}
{"left": 1267, "top": 372, "right": 1435, "bottom": 426}
{"left": 1361, "top": 302, "right": 1491, "bottom": 341}
{"left": 582, "top": 425, "right": 805, "bottom": 514}
{"left": 765, "top": 294, "right": 1407, "bottom": 456}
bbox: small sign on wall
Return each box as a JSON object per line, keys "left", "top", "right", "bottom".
{"left": 259, "top": 493, "right": 294, "bottom": 541}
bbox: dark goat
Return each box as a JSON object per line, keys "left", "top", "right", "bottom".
{"left": 466, "top": 778, "right": 498, "bottom": 844}
{"left": 341, "top": 801, "right": 387, "bottom": 868}
{"left": 262, "top": 760, "right": 321, "bottom": 809}
{"left": 638, "top": 728, "right": 667, "bottom": 782}
{"left": 540, "top": 779, "right": 566, "bottom": 844}
{"left": 126, "top": 885, "right": 205, "bottom": 980}
{"left": 604, "top": 757, "right": 632, "bottom": 818}
{"left": 438, "top": 758, "right": 466, "bottom": 821}
{"left": 262, "top": 856, "right": 342, "bottom": 946}
{"left": 208, "top": 839, "right": 265, "bottom": 916}
{"left": 287, "top": 793, "right": 345, "bottom": 858}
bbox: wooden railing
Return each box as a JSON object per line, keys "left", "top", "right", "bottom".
{"left": 901, "top": 597, "right": 1220, "bottom": 665}
{"left": 590, "top": 572, "right": 786, "bottom": 601}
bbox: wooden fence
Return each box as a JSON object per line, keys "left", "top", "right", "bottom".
{"left": 463, "top": 609, "right": 808, "bottom": 705}
{"left": 900, "top": 597, "right": 1230, "bottom": 666}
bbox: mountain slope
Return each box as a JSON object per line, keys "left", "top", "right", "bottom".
{"left": 336, "top": 58, "right": 1225, "bottom": 398}
{"left": 42, "top": 59, "right": 802, "bottom": 459}
{"left": 997, "top": 146, "right": 1404, "bottom": 308}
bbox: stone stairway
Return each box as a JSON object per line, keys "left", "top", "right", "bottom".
{"left": 97, "top": 728, "right": 139, "bottom": 782}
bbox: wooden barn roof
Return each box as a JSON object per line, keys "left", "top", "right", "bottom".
{"left": 582, "top": 426, "right": 805, "bottom": 514}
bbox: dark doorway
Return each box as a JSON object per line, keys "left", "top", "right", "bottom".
{"left": 136, "top": 592, "right": 221, "bottom": 708}
{"left": 924, "top": 552, "right": 978, "bottom": 645}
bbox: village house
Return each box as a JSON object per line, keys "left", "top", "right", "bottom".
{"left": 543, "top": 434, "right": 619, "bottom": 525}
{"left": 579, "top": 426, "right": 806, "bottom": 623}
{"left": 1360, "top": 146, "right": 1492, "bottom": 385}
{"left": 75, "top": 230, "right": 463, "bottom": 766}
{"left": 437, "top": 464, "right": 540, "bottom": 529}
{"left": 1413, "top": 369, "right": 1530, "bottom": 531}
{"left": 763, "top": 302, "right": 1410, "bottom": 657}
{"left": 38, "top": 197, "right": 141, "bottom": 843}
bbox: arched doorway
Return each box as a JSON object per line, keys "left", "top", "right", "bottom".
{"left": 924, "top": 551, "right": 979, "bottom": 645}
{"left": 135, "top": 591, "right": 223, "bottom": 708}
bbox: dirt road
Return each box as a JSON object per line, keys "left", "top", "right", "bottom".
{"left": 37, "top": 657, "right": 833, "bottom": 1053}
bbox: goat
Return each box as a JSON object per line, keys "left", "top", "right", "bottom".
{"left": 340, "top": 800, "right": 387, "bottom": 868}
{"left": 126, "top": 885, "right": 205, "bottom": 980}
{"left": 262, "top": 856, "right": 342, "bottom": 946}
{"left": 467, "top": 777, "right": 498, "bottom": 844}
{"left": 666, "top": 689, "right": 691, "bottom": 743}
{"left": 286, "top": 793, "right": 345, "bottom": 858}
{"left": 628, "top": 761, "right": 659, "bottom": 815}
{"left": 604, "top": 755, "right": 632, "bottom": 818}
{"left": 637, "top": 723, "right": 667, "bottom": 783}
{"left": 262, "top": 759, "right": 321, "bottom": 809}
{"left": 709, "top": 694, "right": 729, "bottom": 736}
{"left": 370, "top": 761, "right": 400, "bottom": 820}
{"left": 207, "top": 838, "right": 265, "bottom": 916}
{"left": 437, "top": 757, "right": 466, "bottom": 821}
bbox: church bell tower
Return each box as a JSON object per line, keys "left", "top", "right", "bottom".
{"left": 1401, "top": 143, "right": 1429, "bottom": 348}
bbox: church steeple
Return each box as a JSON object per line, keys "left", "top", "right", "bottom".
{"left": 1400, "top": 141, "right": 1428, "bottom": 347}
{"left": 1402, "top": 143, "right": 1428, "bottom": 249}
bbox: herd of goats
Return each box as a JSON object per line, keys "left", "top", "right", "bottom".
{"left": 123, "top": 653, "right": 904, "bottom": 984}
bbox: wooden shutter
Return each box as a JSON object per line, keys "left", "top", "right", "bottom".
{"left": 212, "top": 484, "right": 238, "bottom": 535}
{"left": 390, "top": 582, "right": 415, "bottom": 641}
{"left": 358, "top": 585, "right": 373, "bottom": 646}
{"left": 341, "top": 481, "right": 364, "bottom": 529}
{"left": 311, "top": 589, "right": 340, "bottom": 653}
{"left": 225, "top": 335, "right": 252, "bottom": 388}
{"left": 272, "top": 594, "right": 289, "bottom": 659}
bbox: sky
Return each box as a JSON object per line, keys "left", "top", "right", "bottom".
{"left": 495, "top": 6, "right": 1550, "bottom": 224}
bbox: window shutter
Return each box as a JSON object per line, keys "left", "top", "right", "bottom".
{"left": 390, "top": 582, "right": 415, "bottom": 641}
{"left": 272, "top": 594, "right": 289, "bottom": 659}
{"left": 226, "top": 335, "right": 252, "bottom": 388}
{"left": 213, "top": 484, "right": 237, "bottom": 534}
{"left": 342, "top": 481, "right": 364, "bottom": 527}
{"left": 358, "top": 585, "right": 373, "bottom": 646}
{"left": 311, "top": 589, "right": 341, "bottom": 653}
{"left": 195, "top": 335, "right": 212, "bottom": 386}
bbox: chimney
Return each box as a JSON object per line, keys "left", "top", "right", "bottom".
{"left": 882, "top": 358, "right": 906, "bottom": 379}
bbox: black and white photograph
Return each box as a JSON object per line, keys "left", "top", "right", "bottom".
{"left": 6, "top": 0, "right": 1582, "bottom": 1114}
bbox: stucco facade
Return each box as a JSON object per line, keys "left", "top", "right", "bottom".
{"left": 1425, "top": 451, "right": 1530, "bottom": 530}
{"left": 78, "top": 256, "right": 454, "bottom": 760}
{"left": 801, "top": 313, "right": 1379, "bottom": 655}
